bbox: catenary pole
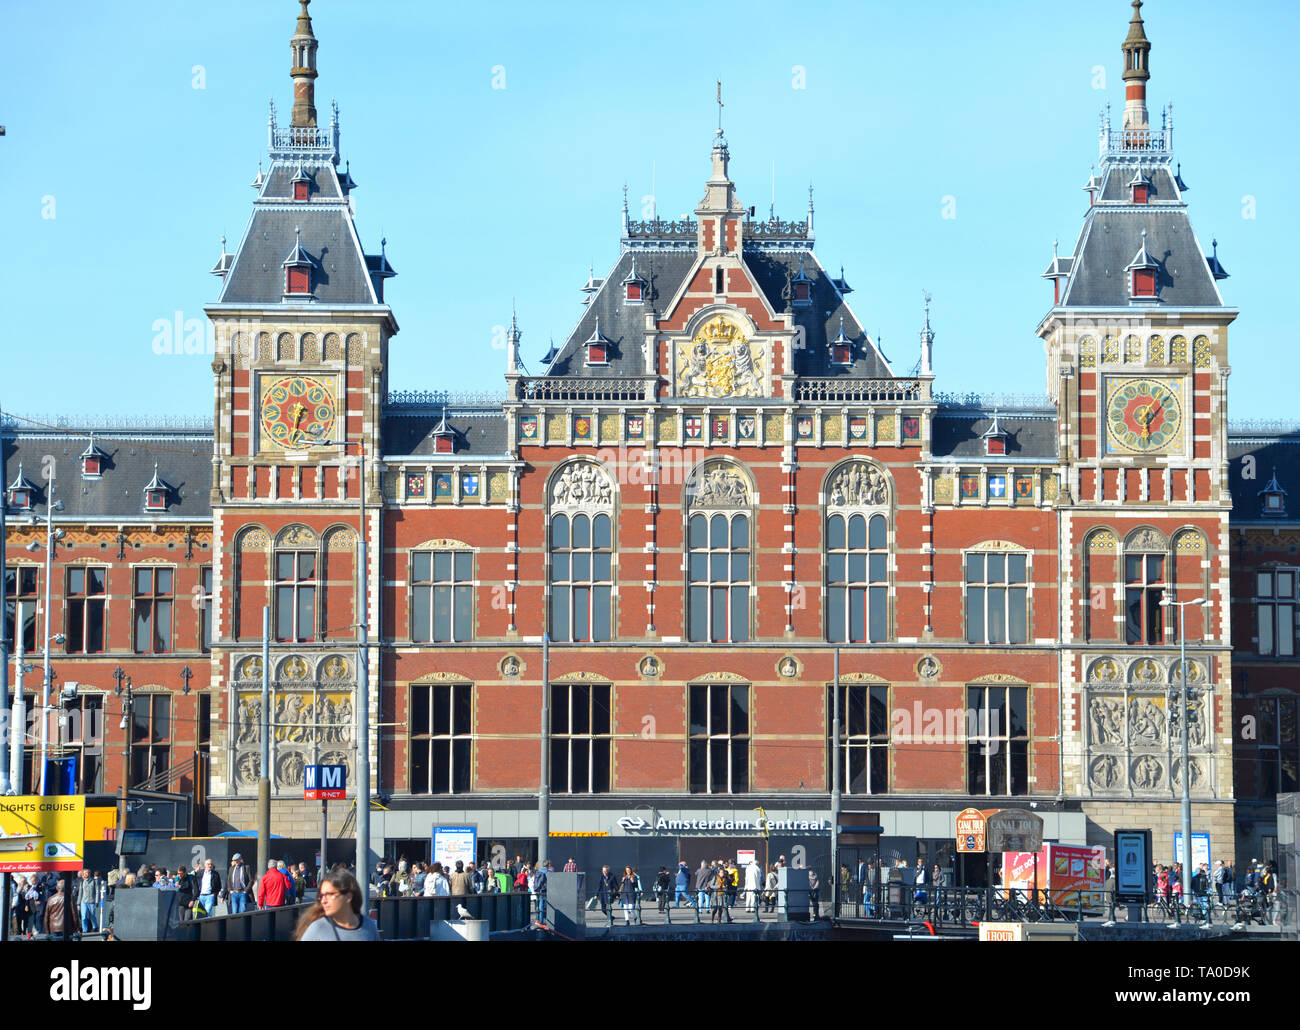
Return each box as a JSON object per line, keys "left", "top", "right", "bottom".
{"left": 831, "top": 647, "right": 841, "bottom": 915}
{"left": 538, "top": 633, "right": 549, "bottom": 868}
{"left": 257, "top": 606, "right": 270, "bottom": 875}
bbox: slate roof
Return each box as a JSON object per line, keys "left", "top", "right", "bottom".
{"left": 1227, "top": 431, "right": 1300, "bottom": 522}
{"left": 543, "top": 244, "right": 891, "bottom": 380}
{"left": 382, "top": 409, "right": 510, "bottom": 458}
{"left": 742, "top": 249, "right": 891, "bottom": 378}
{"left": 931, "top": 412, "right": 1060, "bottom": 460}
{"left": 545, "top": 251, "right": 695, "bottom": 378}
{"left": 1056, "top": 159, "right": 1223, "bottom": 309}
{"left": 2, "top": 429, "right": 213, "bottom": 519}
{"left": 217, "top": 155, "right": 383, "bottom": 307}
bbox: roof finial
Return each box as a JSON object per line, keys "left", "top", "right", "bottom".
{"left": 716, "top": 79, "right": 724, "bottom": 138}
{"left": 290, "top": 0, "right": 320, "bottom": 129}
{"left": 807, "top": 183, "right": 814, "bottom": 232}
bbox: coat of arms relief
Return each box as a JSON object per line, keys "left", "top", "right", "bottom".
{"left": 675, "top": 315, "right": 765, "bottom": 398}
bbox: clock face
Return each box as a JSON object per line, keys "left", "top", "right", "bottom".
{"left": 259, "top": 375, "right": 338, "bottom": 449}
{"left": 1105, "top": 378, "right": 1183, "bottom": 454}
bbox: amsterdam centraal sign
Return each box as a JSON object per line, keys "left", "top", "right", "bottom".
{"left": 617, "top": 815, "right": 830, "bottom": 834}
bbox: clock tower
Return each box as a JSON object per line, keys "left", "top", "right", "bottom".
{"left": 1037, "top": 2, "right": 1237, "bottom": 847}
{"left": 202, "top": 1, "right": 397, "bottom": 810}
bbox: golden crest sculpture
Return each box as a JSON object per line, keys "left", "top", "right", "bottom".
{"left": 676, "top": 316, "right": 765, "bottom": 398}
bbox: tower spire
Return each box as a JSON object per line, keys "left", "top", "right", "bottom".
{"left": 1121, "top": 0, "right": 1151, "bottom": 134}
{"left": 919, "top": 291, "right": 935, "bottom": 376}
{"left": 290, "top": 0, "right": 319, "bottom": 129}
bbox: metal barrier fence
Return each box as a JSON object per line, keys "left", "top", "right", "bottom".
{"left": 371, "top": 891, "right": 532, "bottom": 938}
{"left": 182, "top": 901, "right": 315, "bottom": 942}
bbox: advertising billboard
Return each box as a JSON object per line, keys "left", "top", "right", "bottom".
{"left": 0, "top": 795, "right": 86, "bottom": 873}
{"left": 1002, "top": 843, "right": 1105, "bottom": 909}
{"left": 432, "top": 825, "right": 477, "bottom": 872}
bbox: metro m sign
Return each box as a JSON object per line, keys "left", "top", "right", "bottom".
{"left": 304, "top": 764, "right": 346, "bottom": 800}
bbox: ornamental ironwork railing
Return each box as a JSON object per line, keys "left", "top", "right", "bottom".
{"left": 1229, "top": 420, "right": 1300, "bottom": 436}
{"left": 518, "top": 377, "right": 649, "bottom": 403}
{"left": 625, "top": 218, "right": 697, "bottom": 238}
{"left": 387, "top": 389, "right": 507, "bottom": 409}
{"left": 5, "top": 413, "right": 213, "bottom": 432}
{"left": 744, "top": 218, "right": 810, "bottom": 239}
{"left": 1100, "top": 105, "right": 1173, "bottom": 157}
{"left": 934, "top": 391, "right": 1055, "bottom": 411}
{"left": 793, "top": 378, "right": 922, "bottom": 403}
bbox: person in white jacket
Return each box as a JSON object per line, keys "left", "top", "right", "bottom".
{"left": 745, "top": 859, "right": 762, "bottom": 912}
{"left": 423, "top": 862, "right": 451, "bottom": 897}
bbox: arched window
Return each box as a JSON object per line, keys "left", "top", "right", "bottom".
{"left": 824, "top": 460, "right": 892, "bottom": 643}
{"left": 826, "top": 513, "right": 888, "bottom": 643}
{"left": 688, "top": 511, "right": 750, "bottom": 642}
{"left": 548, "top": 462, "right": 616, "bottom": 643}
{"left": 550, "top": 512, "right": 613, "bottom": 642}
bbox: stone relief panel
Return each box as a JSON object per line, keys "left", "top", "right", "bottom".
{"left": 230, "top": 651, "right": 355, "bottom": 795}
{"left": 675, "top": 315, "right": 766, "bottom": 399}
{"left": 550, "top": 461, "right": 615, "bottom": 510}
{"left": 686, "top": 463, "right": 751, "bottom": 508}
{"left": 826, "top": 461, "right": 891, "bottom": 508}
{"left": 1084, "top": 653, "right": 1217, "bottom": 798}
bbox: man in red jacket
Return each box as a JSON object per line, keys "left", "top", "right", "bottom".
{"left": 257, "top": 860, "right": 287, "bottom": 907}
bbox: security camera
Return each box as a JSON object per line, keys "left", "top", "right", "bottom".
{"left": 61, "top": 684, "right": 78, "bottom": 703}
{"left": 52, "top": 634, "right": 65, "bottom": 645}
{"left": 25, "top": 542, "right": 39, "bottom": 552}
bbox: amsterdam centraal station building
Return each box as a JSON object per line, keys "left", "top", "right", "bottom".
{"left": 4, "top": 1, "right": 1295, "bottom": 879}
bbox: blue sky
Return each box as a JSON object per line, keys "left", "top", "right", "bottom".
{"left": 0, "top": 0, "right": 1294, "bottom": 420}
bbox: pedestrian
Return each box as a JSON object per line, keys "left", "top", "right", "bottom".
{"left": 563, "top": 856, "right": 578, "bottom": 873}
{"left": 674, "top": 861, "right": 690, "bottom": 907}
{"left": 197, "top": 858, "right": 221, "bottom": 917}
{"left": 694, "top": 859, "right": 712, "bottom": 912}
{"left": 449, "top": 860, "right": 474, "bottom": 896}
{"left": 617, "top": 866, "right": 638, "bottom": 925}
{"left": 913, "top": 857, "right": 928, "bottom": 911}
{"left": 711, "top": 862, "right": 731, "bottom": 923}
{"left": 598, "top": 863, "right": 618, "bottom": 915}
{"left": 1224, "top": 861, "right": 1235, "bottom": 900}
{"left": 76, "top": 870, "right": 98, "bottom": 932}
{"left": 227, "top": 853, "right": 252, "bottom": 914}
{"left": 534, "top": 860, "right": 550, "bottom": 923}
{"left": 175, "top": 866, "right": 195, "bottom": 921}
{"left": 808, "top": 868, "right": 821, "bottom": 919}
{"left": 258, "top": 860, "right": 287, "bottom": 908}
{"left": 745, "top": 857, "right": 761, "bottom": 912}
{"left": 277, "top": 860, "right": 297, "bottom": 904}
{"left": 655, "top": 866, "right": 672, "bottom": 913}
{"left": 294, "top": 870, "right": 379, "bottom": 941}
{"left": 424, "top": 862, "right": 450, "bottom": 897}
{"left": 764, "top": 864, "right": 779, "bottom": 913}
{"left": 45, "top": 881, "right": 76, "bottom": 936}
{"left": 864, "top": 859, "right": 879, "bottom": 916}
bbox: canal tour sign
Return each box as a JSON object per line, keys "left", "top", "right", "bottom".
{"left": 617, "top": 815, "right": 830, "bottom": 834}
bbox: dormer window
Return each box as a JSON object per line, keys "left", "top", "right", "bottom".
{"left": 291, "top": 165, "right": 311, "bottom": 202}
{"left": 6, "top": 464, "right": 35, "bottom": 511}
{"left": 1129, "top": 167, "right": 1152, "bottom": 204}
{"left": 791, "top": 254, "right": 813, "bottom": 307}
{"left": 1260, "top": 469, "right": 1288, "bottom": 518}
{"left": 282, "top": 226, "right": 316, "bottom": 299}
{"left": 430, "top": 408, "right": 456, "bottom": 454}
{"left": 1126, "top": 229, "right": 1159, "bottom": 301}
{"left": 830, "top": 316, "right": 852, "bottom": 366}
{"left": 80, "top": 437, "right": 108, "bottom": 480}
{"left": 142, "top": 464, "right": 171, "bottom": 512}
{"left": 586, "top": 317, "right": 612, "bottom": 366}
{"left": 622, "top": 258, "right": 646, "bottom": 305}
{"left": 982, "top": 415, "right": 1008, "bottom": 457}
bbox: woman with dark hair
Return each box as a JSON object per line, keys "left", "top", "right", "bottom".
{"left": 294, "top": 870, "right": 379, "bottom": 941}
{"left": 174, "top": 866, "right": 195, "bottom": 921}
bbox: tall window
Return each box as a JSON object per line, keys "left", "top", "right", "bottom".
{"left": 1125, "top": 554, "right": 1165, "bottom": 644}
{"left": 689, "top": 683, "right": 749, "bottom": 793}
{"left": 199, "top": 566, "right": 213, "bottom": 652}
{"left": 966, "top": 552, "right": 1029, "bottom": 644}
{"left": 1253, "top": 697, "right": 1299, "bottom": 798}
{"left": 688, "top": 513, "right": 750, "bottom": 642}
{"left": 549, "top": 514, "right": 612, "bottom": 642}
{"left": 550, "top": 683, "right": 611, "bottom": 793}
{"left": 275, "top": 551, "right": 316, "bottom": 643}
{"left": 410, "top": 683, "right": 472, "bottom": 794}
{"left": 829, "top": 684, "right": 889, "bottom": 794}
{"left": 66, "top": 567, "right": 107, "bottom": 654}
{"left": 4, "top": 566, "right": 38, "bottom": 652}
{"left": 1257, "top": 569, "right": 1297, "bottom": 657}
{"left": 826, "top": 513, "right": 888, "bottom": 642}
{"left": 411, "top": 551, "right": 472, "bottom": 643}
{"left": 133, "top": 567, "right": 174, "bottom": 653}
{"left": 60, "top": 693, "right": 104, "bottom": 793}
{"left": 131, "top": 694, "right": 171, "bottom": 788}
{"left": 967, "top": 685, "right": 1029, "bottom": 795}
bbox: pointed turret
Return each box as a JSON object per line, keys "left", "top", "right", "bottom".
{"left": 1121, "top": 0, "right": 1152, "bottom": 133}
{"left": 919, "top": 292, "right": 935, "bottom": 376}
{"left": 290, "top": 0, "right": 319, "bottom": 128}
{"left": 695, "top": 83, "right": 747, "bottom": 255}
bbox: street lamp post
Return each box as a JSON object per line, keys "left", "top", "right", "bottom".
{"left": 1161, "top": 595, "right": 1206, "bottom": 911}
{"left": 306, "top": 435, "right": 369, "bottom": 875}
{"left": 35, "top": 487, "right": 64, "bottom": 796}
